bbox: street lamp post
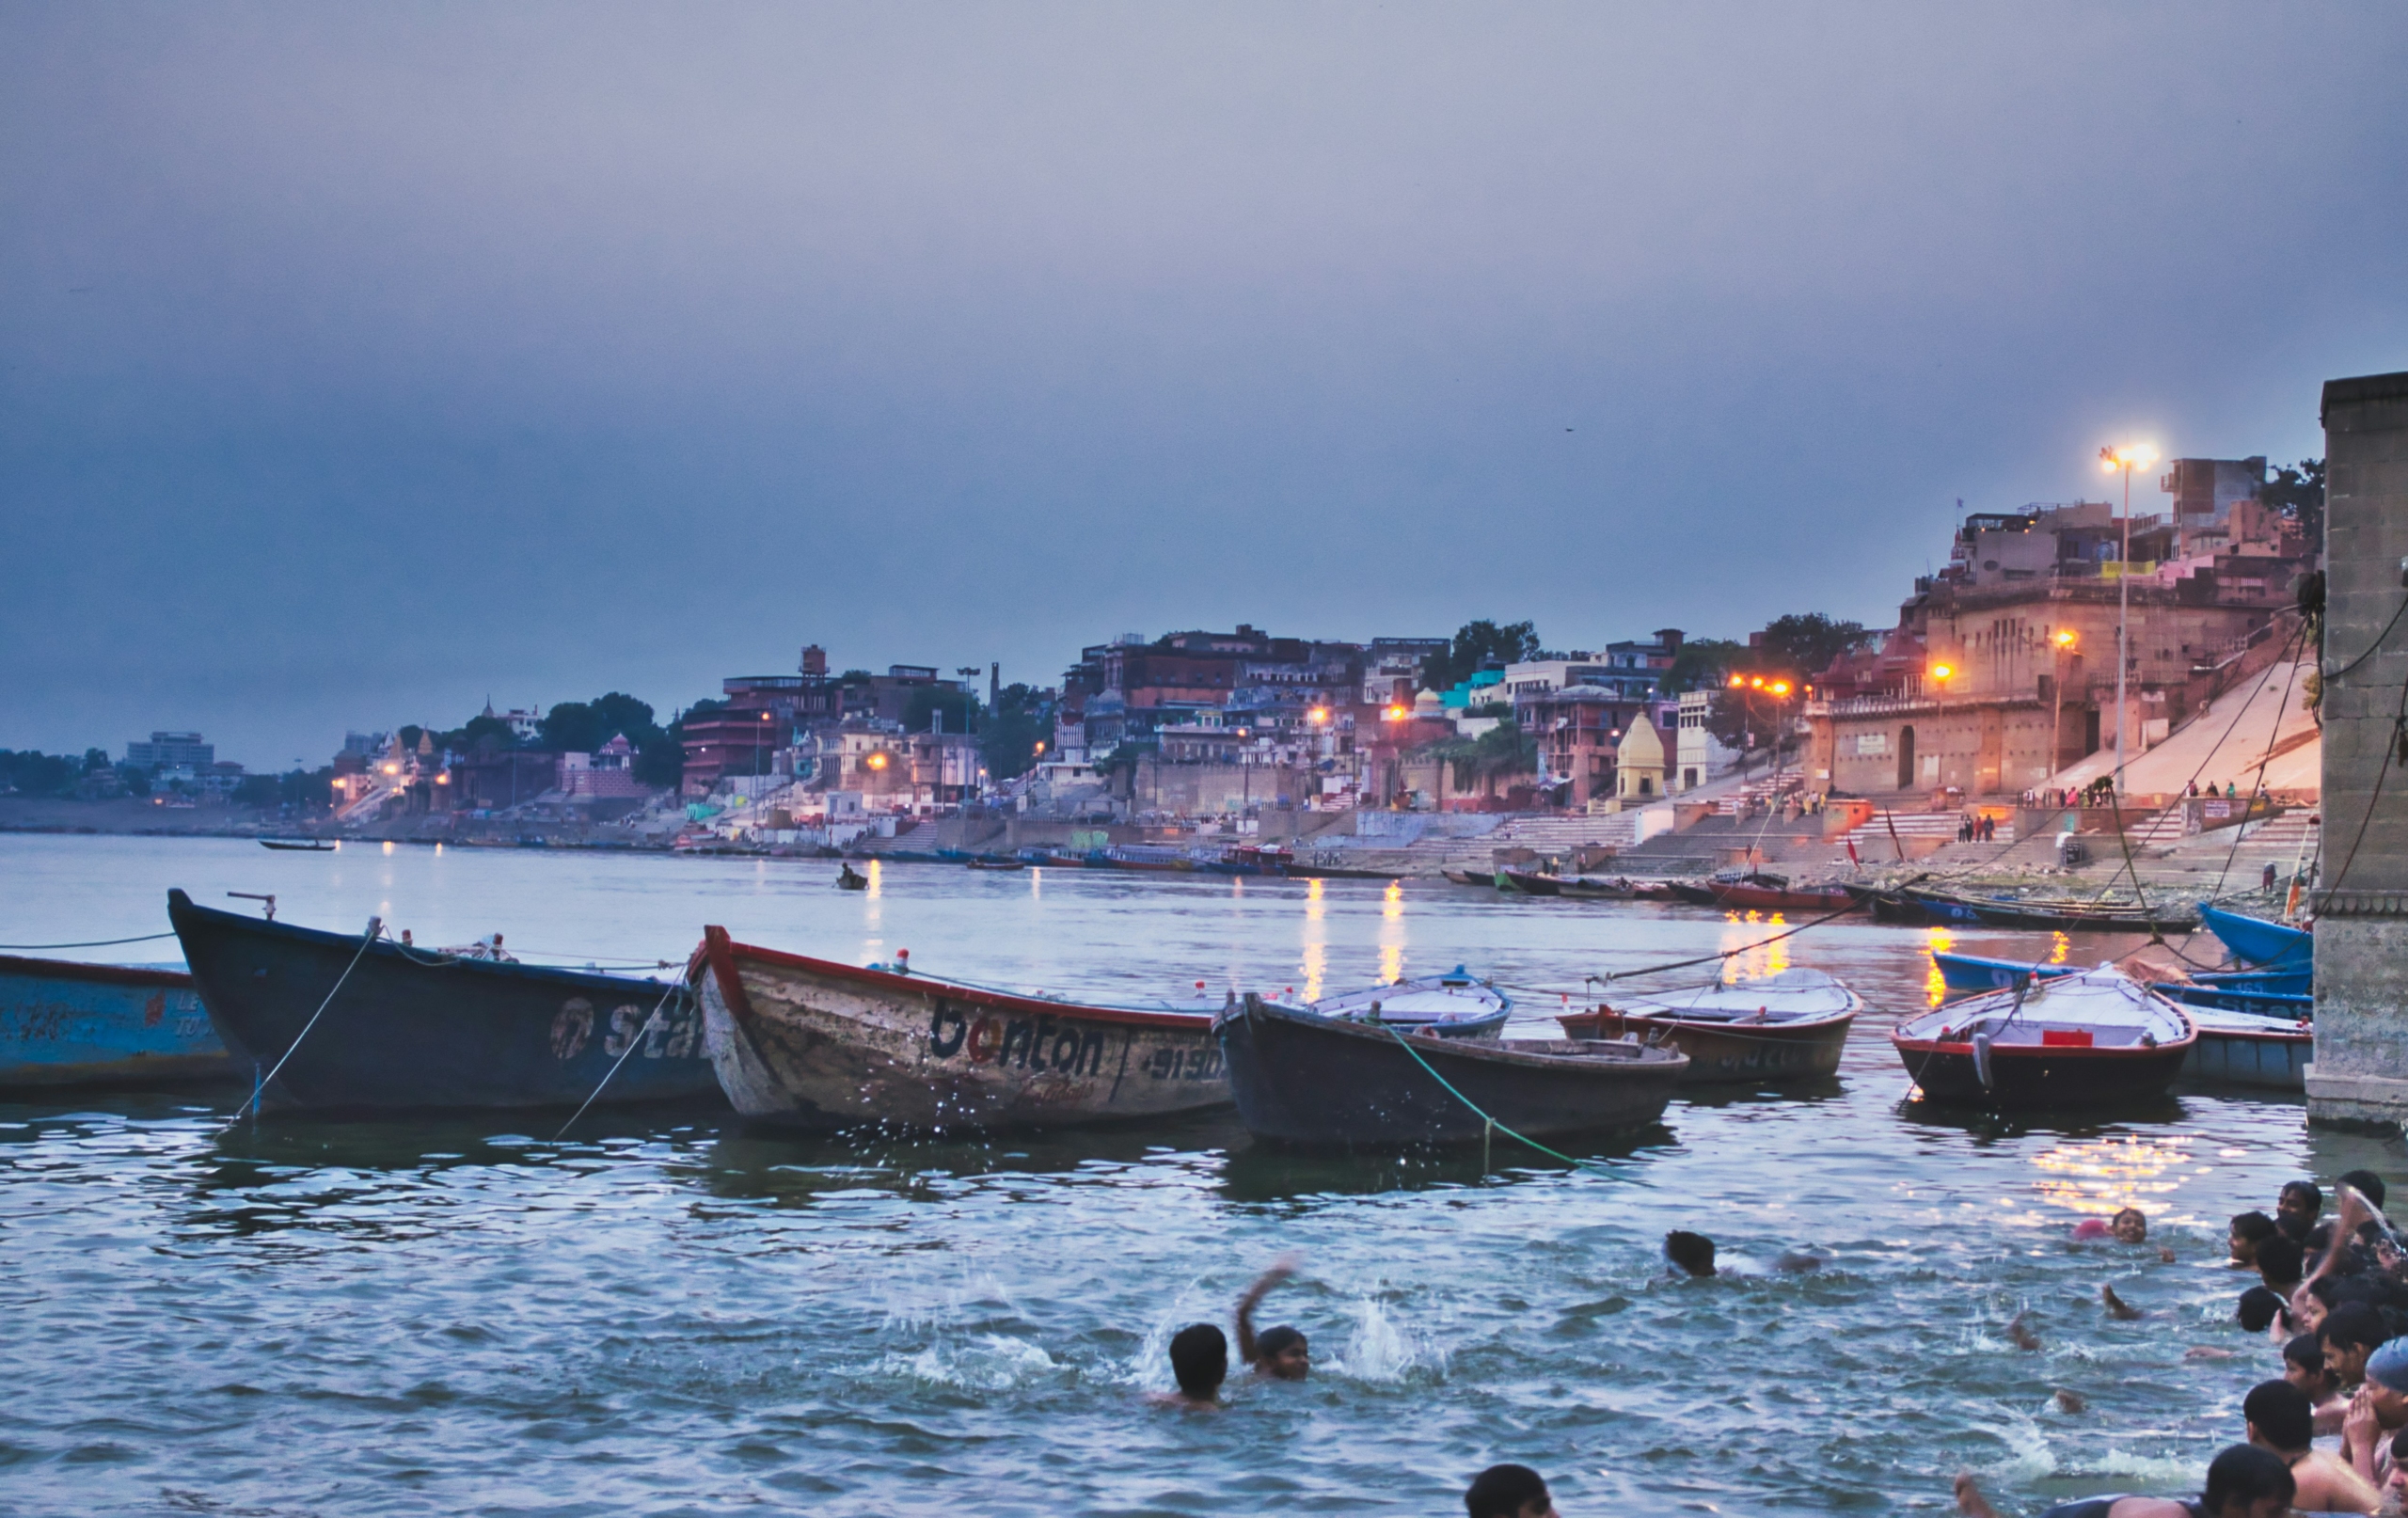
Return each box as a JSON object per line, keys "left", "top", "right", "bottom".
{"left": 2099, "top": 444, "right": 2160, "bottom": 797}
{"left": 2046, "top": 628, "right": 2077, "bottom": 795}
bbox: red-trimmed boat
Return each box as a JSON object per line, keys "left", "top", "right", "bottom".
{"left": 1708, "top": 879, "right": 1861, "bottom": 914}
{"left": 694, "top": 929, "right": 1231, "bottom": 1131}
{"left": 1557, "top": 968, "right": 1859, "bottom": 1084}
{"left": 1891, "top": 964, "right": 2194, "bottom": 1109}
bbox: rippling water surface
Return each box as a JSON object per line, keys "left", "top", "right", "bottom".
{"left": 1, "top": 835, "right": 2392, "bottom": 1515}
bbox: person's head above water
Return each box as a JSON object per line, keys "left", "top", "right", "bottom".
{"left": 2322, "top": 1301, "right": 2392, "bottom": 1384}
{"left": 2200, "top": 1442, "right": 2296, "bottom": 1518}
{"left": 1465, "top": 1463, "right": 1559, "bottom": 1518}
{"left": 2363, "top": 1339, "right": 2408, "bottom": 1423}
{"left": 1254, "top": 1324, "right": 1309, "bottom": 1381}
{"left": 2109, "top": 1207, "right": 2148, "bottom": 1244}
{"left": 2285, "top": 1332, "right": 2337, "bottom": 1398}
{"left": 2278, "top": 1180, "right": 2324, "bottom": 1239}
{"left": 2338, "top": 1169, "right": 2387, "bottom": 1211}
{"left": 2242, "top": 1379, "right": 2315, "bottom": 1454}
{"left": 1664, "top": 1230, "right": 1716, "bottom": 1277}
{"left": 2237, "top": 1286, "right": 2288, "bottom": 1335}
{"left": 2256, "top": 1234, "right": 2305, "bottom": 1290}
{"left": 1168, "top": 1323, "right": 1228, "bottom": 1400}
{"left": 2229, "top": 1210, "right": 2278, "bottom": 1263}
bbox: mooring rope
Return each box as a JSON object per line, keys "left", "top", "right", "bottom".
{"left": 0, "top": 931, "right": 180, "bottom": 951}
{"left": 1378, "top": 1022, "right": 1620, "bottom": 1175}
{"left": 221, "top": 917, "right": 381, "bottom": 1130}
{"left": 552, "top": 978, "right": 687, "bottom": 1142}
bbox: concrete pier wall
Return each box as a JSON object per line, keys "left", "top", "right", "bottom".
{"left": 2305, "top": 370, "right": 2408, "bottom": 1128}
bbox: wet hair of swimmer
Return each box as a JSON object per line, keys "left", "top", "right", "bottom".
{"left": 2286, "top": 1333, "right": 2337, "bottom": 1394}
{"left": 2280, "top": 1179, "right": 2324, "bottom": 1220}
{"left": 2243, "top": 1379, "right": 2315, "bottom": 1453}
{"left": 2238, "top": 1286, "right": 2289, "bottom": 1335}
{"left": 2202, "top": 1442, "right": 2296, "bottom": 1515}
{"left": 1665, "top": 1230, "right": 1716, "bottom": 1277}
{"left": 2257, "top": 1235, "right": 2306, "bottom": 1289}
{"left": 1256, "top": 1324, "right": 1308, "bottom": 1375}
{"left": 2110, "top": 1206, "right": 2148, "bottom": 1242}
{"left": 1465, "top": 1463, "right": 1554, "bottom": 1518}
{"left": 1168, "top": 1323, "right": 1228, "bottom": 1398}
{"left": 2231, "top": 1210, "right": 2278, "bottom": 1250}
{"left": 2325, "top": 1303, "right": 2393, "bottom": 1362}
{"left": 2339, "top": 1169, "right": 2388, "bottom": 1210}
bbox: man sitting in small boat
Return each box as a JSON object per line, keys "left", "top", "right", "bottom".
{"left": 1148, "top": 1323, "right": 1227, "bottom": 1410}
{"left": 1236, "top": 1256, "right": 1309, "bottom": 1381}
{"left": 1954, "top": 1443, "right": 2293, "bottom": 1518}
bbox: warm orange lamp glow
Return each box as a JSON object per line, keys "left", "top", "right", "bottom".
{"left": 1930, "top": 662, "right": 1956, "bottom": 682}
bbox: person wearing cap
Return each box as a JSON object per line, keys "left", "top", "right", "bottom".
{"left": 2341, "top": 1339, "right": 2408, "bottom": 1488}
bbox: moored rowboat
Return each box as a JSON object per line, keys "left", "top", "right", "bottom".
{"left": 1708, "top": 880, "right": 1861, "bottom": 914}
{"left": 1308, "top": 967, "right": 1511, "bottom": 1037}
{"left": 0, "top": 952, "right": 233, "bottom": 1088}
{"left": 1214, "top": 993, "right": 1686, "bottom": 1147}
{"left": 1891, "top": 965, "right": 2194, "bottom": 1108}
{"left": 2179, "top": 1004, "right": 2311, "bottom": 1091}
{"left": 695, "top": 928, "right": 1231, "bottom": 1131}
{"left": 1556, "top": 967, "right": 1859, "bottom": 1084}
{"left": 169, "top": 889, "right": 716, "bottom": 1111}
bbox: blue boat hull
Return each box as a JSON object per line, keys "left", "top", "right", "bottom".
{"left": 1930, "top": 951, "right": 2080, "bottom": 995}
{"left": 2182, "top": 1029, "right": 2311, "bottom": 1091}
{"left": 2199, "top": 904, "right": 2312, "bottom": 971}
{"left": 168, "top": 889, "right": 722, "bottom": 1113}
{"left": 0, "top": 953, "right": 235, "bottom": 1088}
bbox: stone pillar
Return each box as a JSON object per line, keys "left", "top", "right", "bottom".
{"left": 2305, "top": 370, "right": 2408, "bottom": 1129}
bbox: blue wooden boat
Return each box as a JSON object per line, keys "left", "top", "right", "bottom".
{"left": 2161, "top": 983, "right": 2314, "bottom": 1016}
{"left": 0, "top": 952, "right": 236, "bottom": 1088}
{"left": 1931, "top": 950, "right": 2081, "bottom": 995}
{"left": 2180, "top": 1004, "right": 2312, "bottom": 1091}
{"left": 168, "top": 889, "right": 721, "bottom": 1113}
{"left": 2193, "top": 966, "right": 2313, "bottom": 995}
{"left": 2199, "top": 903, "right": 2313, "bottom": 972}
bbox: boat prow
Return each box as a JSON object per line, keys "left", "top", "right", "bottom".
{"left": 695, "top": 928, "right": 1231, "bottom": 1132}
{"left": 1891, "top": 964, "right": 2194, "bottom": 1109}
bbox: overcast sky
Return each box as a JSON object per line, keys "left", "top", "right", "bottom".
{"left": 5, "top": 4, "right": 2403, "bottom": 768}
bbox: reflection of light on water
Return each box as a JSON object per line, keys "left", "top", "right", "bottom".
{"left": 1925, "top": 925, "right": 1956, "bottom": 1006}
{"left": 1378, "top": 881, "right": 1405, "bottom": 985}
{"left": 1029, "top": 867, "right": 1040, "bottom": 898}
{"left": 2029, "top": 1133, "right": 2195, "bottom": 1218}
{"left": 1302, "top": 878, "right": 1327, "bottom": 1002}
{"left": 1718, "top": 913, "right": 1789, "bottom": 983}
{"left": 2049, "top": 931, "right": 2070, "bottom": 966}
{"left": 866, "top": 859, "right": 882, "bottom": 900}
{"left": 382, "top": 840, "right": 395, "bottom": 856}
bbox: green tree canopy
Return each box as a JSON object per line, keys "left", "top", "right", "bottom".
{"left": 2262, "top": 458, "right": 2325, "bottom": 545}
{"left": 1660, "top": 637, "right": 1747, "bottom": 694}
{"left": 1751, "top": 614, "right": 1873, "bottom": 681}
{"left": 1421, "top": 620, "right": 1541, "bottom": 694}
{"left": 980, "top": 683, "right": 1053, "bottom": 783}
{"left": 903, "top": 686, "right": 978, "bottom": 735}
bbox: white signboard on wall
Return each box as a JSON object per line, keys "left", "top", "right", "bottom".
{"left": 1855, "top": 734, "right": 1889, "bottom": 755}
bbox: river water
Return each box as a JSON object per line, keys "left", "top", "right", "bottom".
{"left": 0, "top": 833, "right": 2388, "bottom": 1516}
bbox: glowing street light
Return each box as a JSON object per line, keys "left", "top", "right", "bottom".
{"left": 2099, "top": 442, "right": 2159, "bottom": 795}
{"left": 1307, "top": 707, "right": 1330, "bottom": 726}
{"left": 1384, "top": 704, "right": 1407, "bottom": 721}
{"left": 2054, "top": 628, "right": 2079, "bottom": 649}
{"left": 1928, "top": 662, "right": 1956, "bottom": 684}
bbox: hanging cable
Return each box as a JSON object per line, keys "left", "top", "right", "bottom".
{"left": 220, "top": 916, "right": 382, "bottom": 1130}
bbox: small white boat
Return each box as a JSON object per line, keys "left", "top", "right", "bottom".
{"left": 1892, "top": 964, "right": 2194, "bottom": 1109}
{"left": 1307, "top": 967, "right": 1510, "bottom": 1037}
{"left": 1558, "top": 967, "right": 1861, "bottom": 1083}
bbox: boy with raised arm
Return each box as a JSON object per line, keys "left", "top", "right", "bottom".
{"left": 1236, "top": 1254, "right": 1310, "bottom": 1380}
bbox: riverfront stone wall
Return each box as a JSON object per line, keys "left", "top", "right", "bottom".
{"left": 2306, "top": 370, "right": 2408, "bottom": 1129}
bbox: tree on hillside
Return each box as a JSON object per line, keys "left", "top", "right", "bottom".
{"left": 1421, "top": 620, "right": 1541, "bottom": 694}
{"left": 1660, "top": 637, "right": 1747, "bottom": 695}
{"left": 2262, "top": 459, "right": 2325, "bottom": 546}
{"left": 903, "top": 686, "right": 978, "bottom": 735}
{"left": 1752, "top": 613, "right": 1872, "bottom": 681}
{"left": 980, "top": 683, "right": 1053, "bottom": 783}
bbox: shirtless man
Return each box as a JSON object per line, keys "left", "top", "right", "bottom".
{"left": 2287, "top": 1333, "right": 2349, "bottom": 1435}
{"left": 1466, "top": 1463, "right": 1560, "bottom": 1518}
{"left": 2228, "top": 1211, "right": 2277, "bottom": 1268}
{"left": 2241, "top": 1379, "right": 2379, "bottom": 1513}
{"left": 1236, "top": 1256, "right": 1309, "bottom": 1381}
{"left": 1954, "top": 1444, "right": 2293, "bottom": 1518}
{"left": 1147, "top": 1323, "right": 1227, "bottom": 1409}
{"left": 2323, "top": 1303, "right": 2392, "bottom": 1394}
{"left": 2341, "top": 1341, "right": 2408, "bottom": 1489}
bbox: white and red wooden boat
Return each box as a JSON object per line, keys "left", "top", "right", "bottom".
{"left": 694, "top": 928, "right": 1231, "bottom": 1131}
{"left": 1557, "top": 967, "right": 1859, "bottom": 1084}
{"left": 1892, "top": 964, "right": 2194, "bottom": 1109}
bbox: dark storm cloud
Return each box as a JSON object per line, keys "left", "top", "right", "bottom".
{"left": 3, "top": 3, "right": 2403, "bottom": 764}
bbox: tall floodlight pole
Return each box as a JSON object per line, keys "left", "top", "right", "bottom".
{"left": 2099, "top": 444, "right": 2159, "bottom": 796}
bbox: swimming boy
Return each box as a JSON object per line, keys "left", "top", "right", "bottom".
{"left": 1149, "top": 1323, "right": 1228, "bottom": 1409}
{"left": 1954, "top": 1444, "right": 2293, "bottom": 1518}
{"left": 1236, "top": 1255, "right": 1309, "bottom": 1381}
{"left": 2228, "top": 1211, "right": 2277, "bottom": 1267}
{"left": 2277, "top": 1180, "right": 2323, "bottom": 1242}
{"left": 2241, "top": 1378, "right": 2379, "bottom": 1514}
{"left": 1466, "top": 1463, "right": 1560, "bottom": 1518}
{"left": 1665, "top": 1230, "right": 1717, "bottom": 1277}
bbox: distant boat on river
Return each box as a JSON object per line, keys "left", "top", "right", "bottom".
{"left": 1557, "top": 968, "right": 1858, "bottom": 1084}
{"left": 258, "top": 838, "right": 335, "bottom": 852}
{"left": 168, "top": 889, "right": 717, "bottom": 1112}
{"left": 694, "top": 929, "right": 1232, "bottom": 1131}
{"left": 1214, "top": 992, "right": 1685, "bottom": 1147}
{"left": 1891, "top": 965, "right": 2194, "bottom": 1108}
{"left": 0, "top": 952, "right": 234, "bottom": 1088}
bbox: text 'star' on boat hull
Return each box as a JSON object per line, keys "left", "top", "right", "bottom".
{"left": 168, "top": 889, "right": 718, "bottom": 1112}
{"left": 695, "top": 927, "right": 1231, "bottom": 1132}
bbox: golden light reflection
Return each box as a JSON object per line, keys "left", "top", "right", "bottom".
{"left": 2049, "top": 931, "right": 2071, "bottom": 966}
{"left": 1029, "top": 866, "right": 1041, "bottom": 898}
{"left": 865, "top": 859, "right": 882, "bottom": 900}
{"left": 1718, "top": 912, "right": 1791, "bottom": 984}
{"left": 382, "top": 840, "right": 395, "bottom": 856}
{"left": 1378, "top": 880, "right": 1406, "bottom": 986}
{"left": 1299, "top": 877, "right": 1328, "bottom": 1002}
{"left": 2029, "top": 1133, "right": 2195, "bottom": 1221}
{"left": 1924, "top": 925, "right": 1956, "bottom": 1006}
{"left": 1301, "top": 941, "right": 1326, "bottom": 1004}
